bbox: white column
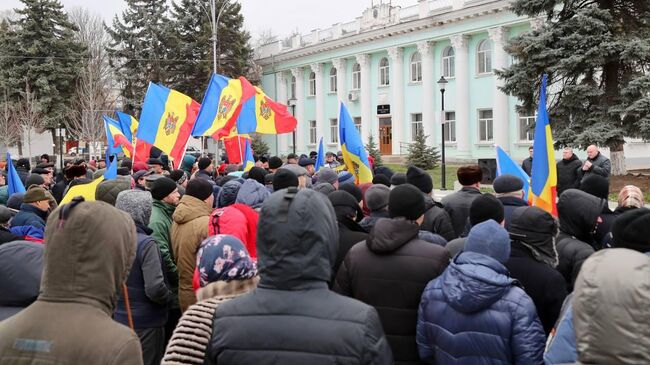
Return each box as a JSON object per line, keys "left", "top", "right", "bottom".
{"left": 450, "top": 34, "right": 471, "bottom": 157}
{"left": 276, "top": 72, "right": 289, "bottom": 154}
{"left": 489, "top": 27, "right": 509, "bottom": 151}
{"left": 311, "top": 62, "right": 325, "bottom": 146}
{"left": 332, "top": 58, "right": 347, "bottom": 106}
{"left": 356, "top": 54, "right": 372, "bottom": 144}
{"left": 418, "top": 41, "right": 435, "bottom": 145}
{"left": 290, "top": 67, "right": 305, "bottom": 152}
{"left": 387, "top": 46, "right": 404, "bottom": 155}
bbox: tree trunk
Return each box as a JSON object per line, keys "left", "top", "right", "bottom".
{"left": 609, "top": 140, "right": 626, "bottom": 176}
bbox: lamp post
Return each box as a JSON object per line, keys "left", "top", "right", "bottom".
{"left": 287, "top": 97, "right": 297, "bottom": 154}
{"left": 437, "top": 76, "right": 448, "bottom": 190}
{"left": 57, "top": 122, "right": 65, "bottom": 171}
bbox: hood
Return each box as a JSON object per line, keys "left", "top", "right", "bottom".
{"left": 0, "top": 241, "right": 44, "bottom": 319}
{"left": 423, "top": 194, "right": 441, "bottom": 211}
{"left": 257, "top": 188, "right": 338, "bottom": 289}
{"left": 39, "top": 201, "right": 137, "bottom": 315}
{"left": 173, "top": 194, "right": 213, "bottom": 225}
{"left": 95, "top": 177, "right": 131, "bottom": 206}
{"left": 217, "top": 180, "right": 242, "bottom": 208}
{"left": 561, "top": 153, "right": 579, "bottom": 164}
{"left": 441, "top": 251, "right": 516, "bottom": 313}
{"left": 115, "top": 189, "right": 153, "bottom": 226}
{"left": 557, "top": 189, "right": 604, "bottom": 241}
{"left": 367, "top": 218, "right": 419, "bottom": 253}
{"left": 236, "top": 179, "right": 271, "bottom": 209}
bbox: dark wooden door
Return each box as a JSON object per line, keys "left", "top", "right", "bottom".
{"left": 379, "top": 119, "right": 392, "bottom": 155}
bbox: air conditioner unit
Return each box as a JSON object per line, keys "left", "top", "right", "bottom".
{"left": 348, "top": 91, "right": 359, "bottom": 102}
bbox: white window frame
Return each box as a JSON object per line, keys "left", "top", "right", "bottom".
{"left": 290, "top": 76, "right": 296, "bottom": 99}
{"left": 330, "top": 118, "right": 339, "bottom": 144}
{"left": 477, "top": 40, "right": 493, "bottom": 75}
{"left": 329, "top": 67, "right": 337, "bottom": 93}
{"left": 309, "top": 120, "right": 317, "bottom": 144}
{"left": 478, "top": 109, "right": 494, "bottom": 142}
{"left": 352, "top": 63, "right": 361, "bottom": 90}
{"left": 442, "top": 47, "right": 455, "bottom": 78}
{"left": 518, "top": 114, "right": 536, "bottom": 142}
{"left": 379, "top": 57, "right": 390, "bottom": 86}
{"left": 353, "top": 117, "right": 362, "bottom": 134}
{"left": 308, "top": 72, "right": 316, "bottom": 96}
{"left": 411, "top": 113, "right": 423, "bottom": 140}
{"left": 444, "top": 111, "right": 456, "bottom": 142}
{"left": 410, "top": 52, "right": 422, "bottom": 83}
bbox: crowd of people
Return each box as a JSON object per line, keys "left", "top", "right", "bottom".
{"left": 0, "top": 146, "right": 648, "bottom": 365}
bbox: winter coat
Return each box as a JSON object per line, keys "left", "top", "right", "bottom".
{"left": 0, "top": 185, "right": 8, "bottom": 206}
{"left": 235, "top": 179, "right": 270, "bottom": 209}
{"left": 0, "top": 201, "right": 143, "bottom": 365}
{"left": 149, "top": 200, "right": 178, "bottom": 296}
{"left": 208, "top": 204, "right": 259, "bottom": 259}
{"left": 521, "top": 157, "right": 533, "bottom": 176}
{"left": 556, "top": 189, "right": 602, "bottom": 291}
{"left": 95, "top": 177, "right": 132, "bottom": 206}
{"left": 445, "top": 237, "right": 466, "bottom": 258}
{"left": 115, "top": 224, "right": 171, "bottom": 329}
{"left": 441, "top": 187, "right": 482, "bottom": 237}
{"left": 0, "top": 226, "right": 21, "bottom": 245}
{"left": 171, "top": 195, "right": 212, "bottom": 312}
{"left": 217, "top": 180, "right": 241, "bottom": 208}
{"left": 498, "top": 196, "right": 529, "bottom": 231}
{"left": 544, "top": 295, "right": 577, "bottom": 365}
{"left": 11, "top": 203, "right": 47, "bottom": 230}
{"left": 417, "top": 252, "right": 546, "bottom": 364}
{"left": 0, "top": 241, "right": 44, "bottom": 320}
{"left": 194, "top": 169, "right": 214, "bottom": 182}
{"left": 556, "top": 154, "right": 582, "bottom": 196}
{"left": 51, "top": 178, "right": 69, "bottom": 203}
{"left": 16, "top": 167, "right": 29, "bottom": 187}
{"left": 332, "top": 217, "right": 368, "bottom": 283}
{"left": 359, "top": 210, "right": 390, "bottom": 232}
{"left": 422, "top": 195, "right": 456, "bottom": 241}
{"left": 335, "top": 218, "right": 450, "bottom": 365}
{"left": 205, "top": 188, "right": 393, "bottom": 365}
{"left": 576, "top": 151, "right": 611, "bottom": 181}
{"left": 504, "top": 242, "right": 567, "bottom": 334}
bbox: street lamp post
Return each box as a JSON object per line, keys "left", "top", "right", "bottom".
{"left": 287, "top": 97, "right": 297, "bottom": 155}
{"left": 437, "top": 76, "right": 448, "bottom": 190}
{"left": 57, "top": 122, "right": 65, "bottom": 171}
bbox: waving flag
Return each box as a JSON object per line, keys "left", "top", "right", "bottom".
{"left": 339, "top": 102, "right": 373, "bottom": 184}
{"left": 314, "top": 137, "right": 325, "bottom": 172}
{"left": 495, "top": 145, "right": 531, "bottom": 203}
{"left": 104, "top": 116, "right": 133, "bottom": 157}
{"left": 115, "top": 111, "right": 139, "bottom": 142}
{"left": 104, "top": 152, "right": 117, "bottom": 180}
{"left": 136, "top": 82, "right": 200, "bottom": 169}
{"left": 530, "top": 74, "right": 558, "bottom": 216}
{"left": 223, "top": 135, "right": 247, "bottom": 164}
{"left": 60, "top": 177, "right": 104, "bottom": 205}
{"left": 242, "top": 138, "right": 255, "bottom": 172}
{"left": 236, "top": 85, "right": 297, "bottom": 135}
{"left": 5, "top": 152, "right": 25, "bottom": 195}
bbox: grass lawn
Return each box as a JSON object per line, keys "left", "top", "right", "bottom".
{"left": 385, "top": 164, "right": 461, "bottom": 191}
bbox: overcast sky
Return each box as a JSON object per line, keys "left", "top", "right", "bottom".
{"left": 2, "top": 0, "right": 418, "bottom": 41}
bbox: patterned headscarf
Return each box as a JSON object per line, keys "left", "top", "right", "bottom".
{"left": 196, "top": 235, "right": 257, "bottom": 287}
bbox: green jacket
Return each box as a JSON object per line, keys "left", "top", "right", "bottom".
{"left": 149, "top": 200, "right": 179, "bottom": 295}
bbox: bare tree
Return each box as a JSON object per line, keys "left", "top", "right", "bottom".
{"left": 0, "top": 91, "right": 21, "bottom": 154}
{"left": 17, "top": 82, "right": 45, "bottom": 159}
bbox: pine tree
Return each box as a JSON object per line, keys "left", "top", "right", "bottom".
{"left": 250, "top": 134, "right": 269, "bottom": 157}
{"left": 0, "top": 0, "right": 85, "bottom": 128}
{"left": 500, "top": 1, "right": 650, "bottom": 175}
{"left": 406, "top": 130, "right": 439, "bottom": 170}
{"left": 365, "top": 133, "right": 383, "bottom": 167}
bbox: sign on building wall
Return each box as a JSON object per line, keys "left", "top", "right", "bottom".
{"left": 377, "top": 104, "right": 391, "bottom": 115}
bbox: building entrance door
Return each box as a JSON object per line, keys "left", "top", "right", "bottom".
{"left": 379, "top": 118, "right": 392, "bottom": 155}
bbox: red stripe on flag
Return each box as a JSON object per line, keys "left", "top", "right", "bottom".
{"left": 169, "top": 100, "right": 201, "bottom": 169}
{"left": 265, "top": 96, "right": 297, "bottom": 133}
{"left": 134, "top": 140, "right": 152, "bottom": 164}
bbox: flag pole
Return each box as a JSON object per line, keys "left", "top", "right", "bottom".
{"left": 237, "top": 136, "right": 243, "bottom": 165}
{"left": 131, "top": 138, "right": 138, "bottom": 174}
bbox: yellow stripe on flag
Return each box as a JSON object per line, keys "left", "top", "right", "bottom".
{"left": 60, "top": 176, "right": 105, "bottom": 205}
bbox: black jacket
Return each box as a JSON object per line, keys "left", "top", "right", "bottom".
{"left": 441, "top": 187, "right": 482, "bottom": 237}
{"left": 332, "top": 217, "right": 368, "bottom": 283}
{"left": 0, "top": 241, "right": 44, "bottom": 320}
{"left": 521, "top": 157, "right": 533, "bottom": 176}
{"left": 0, "top": 227, "right": 21, "bottom": 246}
{"left": 498, "top": 196, "right": 528, "bottom": 231}
{"left": 576, "top": 151, "right": 611, "bottom": 182}
{"left": 206, "top": 188, "right": 393, "bottom": 365}
{"left": 335, "top": 218, "right": 450, "bottom": 365}
{"left": 422, "top": 195, "right": 456, "bottom": 241}
{"left": 556, "top": 154, "right": 582, "bottom": 196}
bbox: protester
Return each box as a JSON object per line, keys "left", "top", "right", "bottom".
{"left": 0, "top": 241, "right": 44, "bottom": 320}
{"left": 577, "top": 144, "right": 611, "bottom": 181}
{"left": 195, "top": 157, "right": 214, "bottom": 181}
{"left": 169, "top": 169, "right": 188, "bottom": 189}
{"left": 505, "top": 206, "right": 567, "bottom": 334}
{"left": 312, "top": 182, "right": 335, "bottom": 196}
{"left": 359, "top": 184, "right": 390, "bottom": 231}
{"left": 492, "top": 174, "right": 528, "bottom": 230}
{"left": 338, "top": 170, "right": 355, "bottom": 186}
{"left": 328, "top": 190, "right": 367, "bottom": 281}
{"left": 390, "top": 172, "right": 406, "bottom": 188}
{"left": 247, "top": 166, "right": 267, "bottom": 185}
{"left": 181, "top": 155, "right": 197, "bottom": 176}
{"left": 235, "top": 179, "right": 270, "bottom": 209}
{"left": 315, "top": 167, "right": 339, "bottom": 189}
{"left": 417, "top": 220, "right": 545, "bottom": 364}
{"left": 268, "top": 156, "right": 283, "bottom": 173}
{"left": 406, "top": 166, "right": 455, "bottom": 241}
{"left": 217, "top": 180, "right": 242, "bottom": 208}
{"left": 172, "top": 178, "right": 214, "bottom": 311}
{"left": 445, "top": 194, "right": 504, "bottom": 257}
{"left": 115, "top": 190, "right": 171, "bottom": 365}
{"left": 162, "top": 235, "right": 258, "bottom": 364}
{"left": 372, "top": 174, "right": 391, "bottom": 188}
{"left": 280, "top": 163, "right": 311, "bottom": 189}
{"left": 0, "top": 199, "right": 143, "bottom": 364}
{"left": 272, "top": 169, "right": 298, "bottom": 191}
{"left": 335, "top": 184, "right": 450, "bottom": 364}
{"left": 204, "top": 188, "right": 392, "bottom": 364}
{"left": 556, "top": 147, "right": 582, "bottom": 196}
{"left": 95, "top": 176, "right": 132, "bottom": 206}
{"left": 579, "top": 173, "right": 615, "bottom": 247}
{"left": 374, "top": 166, "right": 394, "bottom": 181}
{"left": 441, "top": 165, "right": 483, "bottom": 236}
{"left": 133, "top": 170, "right": 153, "bottom": 191}
{"left": 324, "top": 151, "right": 340, "bottom": 169}
{"left": 286, "top": 153, "right": 298, "bottom": 164}
{"left": 521, "top": 145, "right": 533, "bottom": 176}
{"left": 11, "top": 185, "right": 50, "bottom": 231}
{"left": 15, "top": 158, "right": 30, "bottom": 186}
{"left": 298, "top": 156, "right": 316, "bottom": 177}
{"left": 0, "top": 206, "right": 19, "bottom": 244}
{"left": 615, "top": 185, "right": 644, "bottom": 215}
{"left": 147, "top": 158, "right": 165, "bottom": 175}
{"left": 0, "top": 171, "right": 7, "bottom": 206}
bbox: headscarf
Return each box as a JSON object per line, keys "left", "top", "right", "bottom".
{"left": 196, "top": 235, "right": 257, "bottom": 287}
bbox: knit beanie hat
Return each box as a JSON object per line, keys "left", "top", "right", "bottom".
{"left": 23, "top": 185, "right": 48, "bottom": 203}
{"left": 115, "top": 190, "right": 153, "bottom": 226}
{"left": 269, "top": 156, "right": 283, "bottom": 169}
{"left": 389, "top": 184, "right": 425, "bottom": 221}
{"left": 248, "top": 167, "right": 267, "bottom": 185}
{"left": 365, "top": 184, "right": 390, "bottom": 212}
{"left": 0, "top": 205, "right": 12, "bottom": 224}
{"left": 198, "top": 157, "right": 212, "bottom": 170}
{"left": 469, "top": 194, "right": 504, "bottom": 226}
{"left": 373, "top": 166, "right": 394, "bottom": 180}
{"left": 457, "top": 165, "right": 483, "bottom": 186}
{"left": 169, "top": 169, "right": 187, "bottom": 185}
{"left": 7, "top": 193, "right": 24, "bottom": 210}
{"left": 372, "top": 174, "right": 391, "bottom": 188}
{"left": 465, "top": 219, "right": 511, "bottom": 263}
{"left": 612, "top": 208, "right": 650, "bottom": 253}
{"left": 406, "top": 166, "right": 433, "bottom": 194}
{"left": 316, "top": 168, "right": 338, "bottom": 185}
{"left": 617, "top": 185, "right": 644, "bottom": 209}
{"left": 272, "top": 169, "right": 298, "bottom": 191}
{"left": 186, "top": 178, "right": 214, "bottom": 201}
{"left": 580, "top": 174, "right": 609, "bottom": 200}
{"left": 338, "top": 171, "right": 355, "bottom": 186}
{"left": 390, "top": 172, "right": 406, "bottom": 187}
{"left": 150, "top": 176, "right": 178, "bottom": 201}
{"left": 25, "top": 174, "right": 45, "bottom": 188}
{"left": 313, "top": 182, "right": 336, "bottom": 196}
{"left": 339, "top": 183, "right": 362, "bottom": 203}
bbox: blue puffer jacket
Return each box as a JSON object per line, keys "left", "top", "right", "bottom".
{"left": 417, "top": 251, "right": 545, "bottom": 364}
{"left": 235, "top": 179, "right": 270, "bottom": 209}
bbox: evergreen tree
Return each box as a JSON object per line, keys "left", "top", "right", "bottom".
{"left": 365, "top": 133, "right": 383, "bottom": 167}
{"left": 0, "top": 0, "right": 85, "bottom": 128}
{"left": 500, "top": 1, "right": 650, "bottom": 175}
{"left": 251, "top": 134, "right": 269, "bottom": 157}
{"left": 406, "top": 131, "right": 439, "bottom": 170}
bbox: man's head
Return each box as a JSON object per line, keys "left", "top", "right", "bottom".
{"left": 457, "top": 165, "right": 483, "bottom": 187}
{"left": 509, "top": 206, "right": 559, "bottom": 267}
{"left": 150, "top": 176, "right": 180, "bottom": 206}
{"left": 586, "top": 144, "right": 599, "bottom": 159}
{"left": 268, "top": 156, "right": 283, "bottom": 172}
{"left": 528, "top": 145, "right": 533, "bottom": 158}
{"left": 0, "top": 205, "right": 12, "bottom": 228}
{"left": 259, "top": 156, "right": 269, "bottom": 169}
{"left": 132, "top": 170, "right": 152, "bottom": 188}
{"left": 365, "top": 184, "right": 390, "bottom": 213}
{"left": 40, "top": 154, "right": 50, "bottom": 164}
{"left": 98, "top": 160, "right": 107, "bottom": 170}
{"left": 147, "top": 158, "right": 164, "bottom": 174}
{"left": 64, "top": 164, "right": 88, "bottom": 181}
{"left": 315, "top": 168, "right": 339, "bottom": 189}
{"left": 329, "top": 190, "right": 363, "bottom": 222}
{"left": 198, "top": 157, "right": 213, "bottom": 173}
{"left": 580, "top": 174, "right": 610, "bottom": 200}
{"left": 325, "top": 151, "right": 336, "bottom": 163}
{"left": 272, "top": 169, "right": 299, "bottom": 191}
{"left": 23, "top": 185, "right": 50, "bottom": 212}
{"left": 390, "top": 172, "right": 406, "bottom": 187}
{"left": 186, "top": 178, "right": 215, "bottom": 208}
{"left": 248, "top": 166, "right": 268, "bottom": 185}
{"left": 406, "top": 166, "right": 433, "bottom": 195}
{"left": 298, "top": 157, "right": 315, "bottom": 175}
{"left": 464, "top": 220, "right": 511, "bottom": 263}
{"left": 389, "top": 184, "right": 426, "bottom": 225}
{"left": 32, "top": 168, "right": 53, "bottom": 186}
{"left": 612, "top": 208, "right": 650, "bottom": 253}
{"left": 493, "top": 174, "right": 525, "bottom": 199}
{"left": 469, "top": 194, "right": 505, "bottom": 226}
{"left": 25, "top": 174, "right": 46, "bottom": 190}
{"left": 562, "top": 147, "right": 574, "bottom": 160}
{"left": 169, "top": 169, "right": 188, "bottom": 188}
{"left": 286, "top": 153, "right": 298, "bottom": 164}
{"left": 309, "top": 151, "right": 318, "bottom": 159}
{"left": 115, "top": 190, "right": 153, "bottom": 227}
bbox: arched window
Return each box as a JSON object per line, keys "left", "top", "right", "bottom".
{"left": 477, "top": 40, "right": 492, "bottom": 74}
{"left": 329, "top": 67, "right": 337, "bottom": 93}
{"left": 379, "top": 57, "right": 390, "bottom": 86}
{"left": 442, "top": 47, "right": 455, "bottom": 78}
{"left": 410, "top": 52, "right": 422, "bottom": 82}
{"left": 308, "top": 71, "right": 316, "bottom": 96}
{"left": 290, "top": 76, "right": 296, "bottom": 99}
{"left": 352, "top": 63, "right": 361, "bottom": 90}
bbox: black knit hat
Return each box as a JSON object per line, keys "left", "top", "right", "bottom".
{"left": 406, "top": 166, "right": 433, "bottom": 194}
{"left": 269, "top": 156, "right": 283, "bottom": 169}
{"left": 580, "top": 174, "right": 609, "bottom": 200}
{"left": 150, "top": 176, "right": 178, "bottom": 201}
{"left": 389, "top": 184, "right": 425, "bottom": 221}
{"left": 272, "top": 169, "right": 298, "bottom": 191}
{"left": 25, "top": 174, "right": 45, "bottom": 188}
{"left": 185, "top": 178, "right": 213, "bottom": 201}
{"left": 612, "top": 208, "right": 650, "bottom": 253}
{"left": 372, "top": 174, "right": 391, "bottom": 188}
{"left": 339, "top": 183, "right": 362, "bottom": 203}
{"left": 391, "top": 172, "right": 406, "bottom": 186}
{"left": 198, "top": 157, "right": 212, "bottom": 170}
{"left": 329, "top": 190, "right": 362, "bottom": 220}
{"left": 169, "top": 169, "right": 187, "bottom": 184}
{"left": 248, "top": 166, "right": 268, "bottom": 185}
{"left": 469, "top": 194, "right": 504, "bottom": 226}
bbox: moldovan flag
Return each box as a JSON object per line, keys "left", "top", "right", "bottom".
{"left": 104, "top": 116, "right": 133, "bottom": 157}
{"left": 495, "top": 145, "right": 531, "bottom": 203}
{"left": 192, "top": 73, "right": 255, "bottom": 140}
{"left": 223, "top": 135, "right": 248, "bottom": 164}
{"left": 60, "top": 176, "right": 104, "bottom": 204}
{"left": 314, "top": 137, "right": 325, "bottom": 171}
{"left": 339, "top": 102, "right": 373, "bottom": 184}
{"left": 5, "top": 152, "right": 25, "bottom": 195}
{"left": 115, "top": 111, "right": 139, "bottom": 142}
{"left": 136, "top": 82, "right": 200, "bottom": 169}
{"left": 236, "top": 85, "right": 297, "bottom": 135}
{"left": 530, "top": 74, "right": 558, "bottom": 216}
{"left": 242, "top": 138, "right": 255, "bottom": 172}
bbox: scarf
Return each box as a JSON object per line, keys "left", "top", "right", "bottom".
{"left": 196, "top": 234, "right": 257, "bottom": 287}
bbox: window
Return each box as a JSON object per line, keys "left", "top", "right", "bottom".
{"left": 410, "top": 52, "right": 422, "bottom": 82}
{"left": 444, "top": 111, "right": 456, "bottom": 142}
{"left": 330, "top": 118, "right": 339, "bottom": 143}
{"left": 354, "top": 117, "right": 362, "bottom": 134}
{"left": 478, "top": 109, "right": 494, "bottom": 142}
{"left": 477, "top": 40, "right": 492, "bottom": 74}
{"left": 379, "top": 57, "right": 390, "bottom": 86}
{"left": 442, "top": 47, "right": 455, "bottom": 78}
{"left": 308, "top": 72, "right": 316, "bottom": 96}
{"left": 290, "top": 76, "right": 296, "bottom": 99}
{"left": 309, "top": 120, "right": 317, "bottom": 144}
{"left": 352, "top": 63, "right": 361, "bottom": 90}
{"left": 411, "top": 113, "right": 423, "bottom": 140}
{"left": 519, "top": 114, "right": 535, "bottom": 141}
{"left": 329, "top": 68, "right": 337, "bottom": 93}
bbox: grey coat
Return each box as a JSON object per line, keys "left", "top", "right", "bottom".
{"left": 577, "top": 152, "right": 611, "bottom": 182}
{"left": 441, "top": 187, "right": 482, "bottom": 237}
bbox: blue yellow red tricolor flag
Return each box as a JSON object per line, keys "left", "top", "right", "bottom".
{"left": 5, "top": 152, "right": 25, "bottom": 195}
{"left": 236, "top": 85, "right": 297, "bottom": 135}
{"left": 315, "top": 137, "right": 325, "bottom": 171}
{"left": 136, "top": 83, "right": 200, "bottom": 169}
{"left": 339, "top": 102, "right": 373, "bottom": 184}
{"left": 530, "top": 74, "right": 558, "bottom": 216}
{"left": 242, "top": 138, "right": 255, "bottom": 172}
{"left": 115, "top": 111, "right": 139, "bottom": 143}
{"left": 104, "top": 116, "right": 133, "bottom": 158}
{"left": 495, "top": 145, "right": 531, "bottom": 203}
